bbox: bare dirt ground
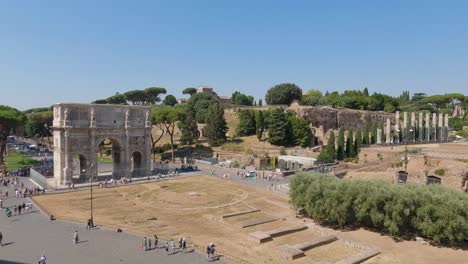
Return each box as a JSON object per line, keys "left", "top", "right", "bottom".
{"left": 34, "top": 176, "right": 468, "bottom": 264}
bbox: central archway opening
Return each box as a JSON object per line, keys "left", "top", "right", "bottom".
{"left": 96, "top": 137, "right": 122, "bottom": 180}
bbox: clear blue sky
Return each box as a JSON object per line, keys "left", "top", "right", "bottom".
{"left": 1, "top": 0, "right": 467, "bottom": 110}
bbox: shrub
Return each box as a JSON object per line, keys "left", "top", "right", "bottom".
{"left": 279, "top": 147, "right": 287, "bottom": 155}
{"left": 289, "top": 173, "right": 468, "bottom": 244}
{"left": 456, "top": 129, "right": 468, "bottom": 138}
{"left": 434, "top": 168, "right": 445, "bottom": 176}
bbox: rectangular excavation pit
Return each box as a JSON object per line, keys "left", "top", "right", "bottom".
{"left": 249, "top": 225, "right": 308, "bottom": 244}
{"left": 237, "top": 216, "right": 279, "bottom": 228}
{"left": 222, "top": 209, "right": 260, "bottom": 219}
{"left": 279, "top": 235, "right": 338, "bottom": 260}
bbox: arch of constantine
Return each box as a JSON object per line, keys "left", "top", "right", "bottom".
{"left": 53, "top": 103, "right": 152, "bottom": 186}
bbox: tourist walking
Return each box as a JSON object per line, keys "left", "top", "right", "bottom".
{"left": 86, "top": 218, "right": 92, "bottom": 230}
{"left": 206, "top": 244, "right": 211, "bottom": 259}
{"left": 0, "top": 231, "right": 3, "bottom": 246}
{"left": 73, "top": 230, "right": 79, "bottom": 244}
{"left": 154, "top": 234, "right": 158, "bottom": 250}
{"left": 144, "top": 237, "right": 148, "bottom": 251}
{"left": 38, "top": 255, "right": 46, "bottom": 264}
{"left": 182, "top": 238, "right": 186, "bottom": 252}
{"left": 148, "top": 238, "right": 152, "bottom": 250}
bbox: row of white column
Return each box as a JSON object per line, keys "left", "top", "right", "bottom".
{"left": 377, "top": 112, "right": 450, "bottom": 144}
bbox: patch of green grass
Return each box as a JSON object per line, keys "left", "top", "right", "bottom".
{"left": 5, "top": 151, "right": 39, "bottom": 171}
{"left": 97, "top": 156, "right": 113, "bottom": 163}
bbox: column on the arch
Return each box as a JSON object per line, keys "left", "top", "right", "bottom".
{"left": 386, "top": 118, "right": 391, "bottom": 144}
{"left": 62, "top": 130, "right": 73, "bottom": 185}
{"left": 438, "top": 113, "right": 443, "bottom": 142}
{"left": 418, "top": 112, "right": 423, "bottom": 143}
{"left": 444, "top": 113, "right": 449, "bottom": 142}
{"left": 425, "top": 112, "right": 430, "bottom": 142}
{"left": 432, "top": 113, "right": 437, "bottom": 142}
{"left": 395, "top": 111, "right": 400, "bottom": 143}
{"left": 376, "top": 128, "right": 382, "bottom": 144}
{"left": 411, "top": 112, "right": 416, "bottom": 143}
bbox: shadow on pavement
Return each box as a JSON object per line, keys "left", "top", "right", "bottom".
{"left": 0, "top": 260, "right": 27, "bottom": 264}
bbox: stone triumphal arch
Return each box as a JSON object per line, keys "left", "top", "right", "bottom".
{"left": 53, "top": 103, "right": 152, "bottom": 185}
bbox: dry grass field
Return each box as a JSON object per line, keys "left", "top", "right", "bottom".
{"left": 34, "top": 176, "right": 468, "bottom": 264}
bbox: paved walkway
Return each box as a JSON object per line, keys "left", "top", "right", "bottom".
{"left": 0, "top": 178, "right": 223, "bottom": 264}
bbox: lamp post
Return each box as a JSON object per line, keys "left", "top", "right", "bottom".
{"left": 88, "top": 162, "right": 95, "bottom": 228}
{"left": 402, "top": 128, "right": 413, "bottom": 177}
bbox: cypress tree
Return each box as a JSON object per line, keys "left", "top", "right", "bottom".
{"left": 204, "top": 103, "right": 228, "bottom": 146}
{"left": 336, "top": 128, "right": 345, "bottom": 160}
{"left": 236, "top": 110, "right": 256, "bottom": 136}
{"left": 327, "top": 130, "right": 336, "bottom": 160}
{"left": 179, "top": 103, "right": 199, "bottom": 145}
{"left": 268, "top": 107, "right": 292, "bottom": 146}
{"left": 363, "top": 126, "right": 370, "bottom": 146}
{"left": 354, "top": 128, "right": 362, "bottom": 156}
{"left": 345, "top": 129, "right": 354, "bottom": 158}
{"left": 371, "top": 122, "right": 377, "bottom": 144}
{"left": 255, "top": 110, "right": 265, "bottom": 141}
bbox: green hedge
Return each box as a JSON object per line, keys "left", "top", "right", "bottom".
{"left": 289, "top": 173, "right": 468, "bottom": 244}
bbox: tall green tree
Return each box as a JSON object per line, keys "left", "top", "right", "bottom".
{"left": 354, "top": 128, "right": 362, "bottom": 156}
{"left": 267, "top": 108, "right": 292, "bottom": 146}
{"left": 204, "top": 103, "right": 228, "bottom": 146}
{"left": 288, "top": 113, "right": 312, "bottom": 147}
{"left": 345, "top": 129, "right": 354, "bottom": 158}
{"left": 162, "top": 94, "right": 178, "bottom": 106}
{"left": 179, "top": 104, "right": 199, "bottom": 145}
{"left": 182, "top": 87, "right": 197, "bottom": 97}
{"left": 265, "top": 83, "right": 302, "bottom": 105}
{"left": 258, "top": 99, "right": 263, "bottom": 107}
{"left": 231, "top": 91, "right": 254, "bottom": 106}
{"left": 188, "top": 92, "right": 218, "bottom": 123}
{"left": 0, "top": 106, "right": 25, "bottom": 164}
{"left": 255, "top": 110, "right": 265, "bottom": 141}
{"left": 144, "top": 87, "right": 167, "bottom": 105}
{"left": 152, "top": 106, "right": 184, "bottom": 162}
{"left": 362, "top": 126, "right": 370, "bottom": 146}
{"left": 336, "top": 128, "right": 345, "bottom": 160}
{"left": 371, "top": 122, "right": 377, "bottom": 144}
{"left": 236, "top": 110, "right": 256, "bottom": 136}
{"left": 106, "top": 93, "right": 127, "bottom": 104}
{"left": 25, "top": 110, "right": 53, "bottom": 147}
{"left": 124, "top": 90, "right": 147, "bottom": 105}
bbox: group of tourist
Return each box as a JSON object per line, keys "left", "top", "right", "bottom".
{"left": 3, "top": 202, "right": 33, "bottom": 217}
{"left": 1, "top": 173, "right": 45, "bottom": 198}
{"left": 140, "top": 235, "right": 190, "bottom": 255}
{"left": 10, "top": 167, "right": 30, "bottom": 177}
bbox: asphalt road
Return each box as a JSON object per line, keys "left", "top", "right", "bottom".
{"left": 0, "top": 177, "right": 224, "bottom": 264}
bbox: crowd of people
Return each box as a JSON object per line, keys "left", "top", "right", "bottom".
{"left": 139, "top": 235, "right": 191, "bottom": 256}
{"left": 10, "top": 167, "right": 30, "bottom": 177}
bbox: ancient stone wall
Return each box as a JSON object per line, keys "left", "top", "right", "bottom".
{"left": 294, "top": 107, "right": 393, "bottom": 132}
